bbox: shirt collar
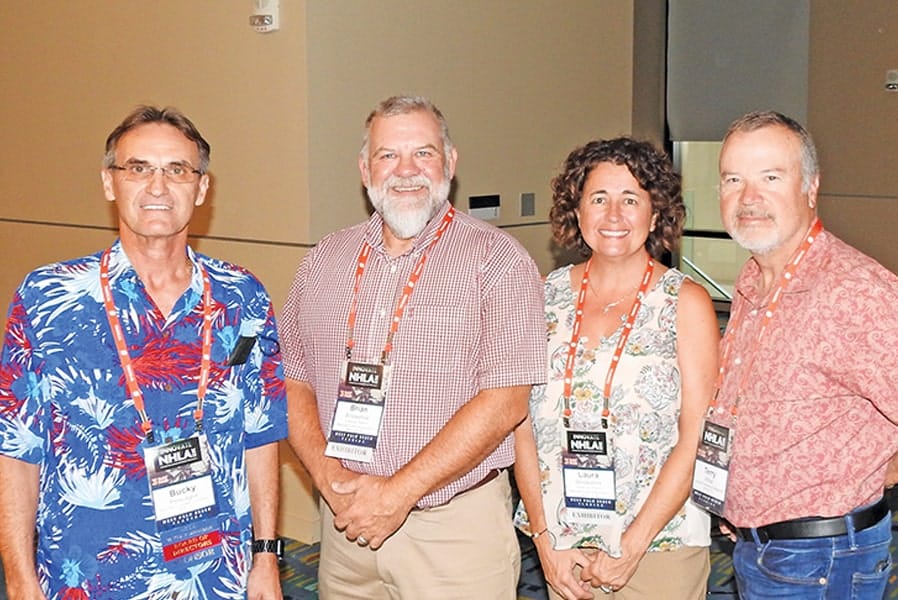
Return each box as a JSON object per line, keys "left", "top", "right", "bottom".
{"left": 734, "top": 229, "right": 830, "bottom": 304}
{"left": 363, "top": 201, "right": 452, "bottom": 257}
{"left": 106, "top": 239, "right": 204, "bottom": 314}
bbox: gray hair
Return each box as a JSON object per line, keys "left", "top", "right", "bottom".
{"left": 723, "top": 110, "right": 818, "bottom": 193}
{"left": 359, "top": 95, "right": 454, "bottom": 160}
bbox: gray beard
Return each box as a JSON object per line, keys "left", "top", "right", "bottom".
{"left": 727, "top": 213, "right": 782, "bottom": 255}
{"left": 368, "top": 176, "right": 450, "bottom": 240}
{"left": 730, "top": 230, "right": 782, "bottom": 255}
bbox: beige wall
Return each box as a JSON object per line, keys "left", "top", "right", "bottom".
{"left": 0, "top": 0, "right": 310, "bottom": 309}
{"left": 1, "top": 1, "right": 658, "bottom": 544}
{"left": 808, "top": 1, "right": 898, "bottom": 272}
{"left": 304, "top": 0, "right": 652, "bottom": 273}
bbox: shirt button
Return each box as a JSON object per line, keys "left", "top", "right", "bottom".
{"left": 379, "top": 309, "right": 386, "bottom": 318}
{"left": 164, "top": 384, "right": 172, "bottom": 392}
{"left": 749, "top": 309, "right": 758, "bottom": 316}
{"left": 734, "top": 357, "right": 742, "bottom": 366}
{"left": 390, "top": 264, "right": 397, "bottom": 274}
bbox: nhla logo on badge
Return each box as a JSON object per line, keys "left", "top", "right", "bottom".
{"left": 156, "top": 437, "right": 202, "bottom": 471}
{"left": 567, "top": 431, "right": 608, "bottom": 455}
{"left": 345, "top": 362, "right": 383, "bottom": 389}
{"left": 702, "top": 422, "right": 729, "bottom": 452}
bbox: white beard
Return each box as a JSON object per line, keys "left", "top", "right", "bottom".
{"left": 367, "top": 174, "right": 451, "bottom": 240}
{"left": 730, "top": 229, "right": 782, "bottom": 256}
{"left": 727, "top": 210, "right": 782, "bottom": 255}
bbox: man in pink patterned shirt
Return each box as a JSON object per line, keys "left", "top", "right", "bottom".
{"left": 710, "top": 110, "right": 898, "bottom": 599}
{"left": 279, "top": 95, "right": 545, "bottom": 599}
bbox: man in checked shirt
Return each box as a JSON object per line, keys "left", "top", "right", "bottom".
{"left": 279, "top": 95, "right": 546, "bottom": 598}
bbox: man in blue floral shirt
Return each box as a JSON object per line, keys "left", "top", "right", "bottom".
{"left": 0, "top": 106, "right": 287, "bottom": 599}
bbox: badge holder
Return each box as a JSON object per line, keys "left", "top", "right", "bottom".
{"left": 691, "top": 419, "right": 732, "bottom": 516}
{"left": 145, "top": 433, "right": 223, "bottom": 565}
{"left": 562, "top": 429, "right": 617, "bottom": 524}
{"left": 325, "top": 361, "right": 391, "bottom": 463}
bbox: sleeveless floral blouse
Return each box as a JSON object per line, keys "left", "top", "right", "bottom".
{"left": 515, "top": 265, "right": 710, "bottom": 556}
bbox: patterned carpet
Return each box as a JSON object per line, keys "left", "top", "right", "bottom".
{"left": 281, "top": 538, "right": 321, "bottom": 599}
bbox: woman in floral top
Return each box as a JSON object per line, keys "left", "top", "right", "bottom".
{"left": 514, "top": 138, "right": 719, "bottom": 599}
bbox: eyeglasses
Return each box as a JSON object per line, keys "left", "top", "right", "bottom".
{"left": 109, "top": 162, "right": 202, "bottom": 184}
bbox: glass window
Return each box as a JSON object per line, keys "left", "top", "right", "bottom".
{"left": 673, "top": 141, "right": 750, "bottom": 301}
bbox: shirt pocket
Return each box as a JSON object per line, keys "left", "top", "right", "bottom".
{"left": 402, "top": 304, "right": 477, "bottom": 374}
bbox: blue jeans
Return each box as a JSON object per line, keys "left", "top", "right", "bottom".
{"left": 732, "top": 508, "right": 892, "bottom": 599}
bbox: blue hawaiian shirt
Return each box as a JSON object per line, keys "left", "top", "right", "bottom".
{"left": 0, "top": 240, "right": 287, "bottom": 599}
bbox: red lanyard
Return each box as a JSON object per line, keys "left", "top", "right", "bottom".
{"left": 345, "top": 206, "right": 455, "bottom": 364}
{"left": 562, "top": 255, "right": 655, "bottom": 429}
{"left": 711, "top": 218, "right": 823, "bottom": 417}
{"left": 100, "top": 248, "right": 214, "bottom": 444}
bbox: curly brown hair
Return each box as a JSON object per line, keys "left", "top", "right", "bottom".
{"left": 550, "top": 137, "right": 685, "bottom": 258}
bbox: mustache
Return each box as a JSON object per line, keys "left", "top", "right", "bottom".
{"left": 736, "top": 209, "right": 774, "bottom": 220}
{"left": 383, "top": 174, "right": 432, "bottom": 190}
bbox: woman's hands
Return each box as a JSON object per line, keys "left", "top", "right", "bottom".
{"left": 533, "top": 536, "right": 595, "bottom": 600}
{"left": 578, "top": 545, "right": 644, "bottom": 593}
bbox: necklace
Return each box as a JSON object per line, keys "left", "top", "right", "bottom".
{"left": 588, "top": 279, "right": 639, "bottom": 315}
{"left": 563, "top": 255, "right": 655, "bottom": 429}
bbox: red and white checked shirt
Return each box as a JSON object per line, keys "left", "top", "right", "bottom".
{"left": 715, "top": 229, "right": 898, "bottom": 527}
{"left": 280, "top": 202, "right": 546, "bottom": 507}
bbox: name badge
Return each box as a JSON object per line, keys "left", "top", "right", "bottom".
{"left": 562, "top": 429, "right": 616, "bottom": 523}
{"left": 144, "top": 433, "right": 223, "bottom": 565}
{"left": 325, "top": 361, "right": 390, "bottom": 463}
{"left": 691, "top": 419, "right": 732, "bottom": 516}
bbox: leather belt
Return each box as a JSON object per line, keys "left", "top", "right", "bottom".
{"left": 462, "top": 467, "right": 502, "bottom": 495}
{"left": 885, "top": 484, "right": 898, "bottom": 508}
{"left": 412, "top": 468, "right": 504, "bottom": 511}
{"left": 737, "top": 497, "right": 889, "bottom": 542}
{"left": 446, "top": 467, "right": 503, "bottom": 503}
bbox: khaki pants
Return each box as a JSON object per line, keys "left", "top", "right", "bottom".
{"left": 546, "top": 545, "right": 709, "bottom": 600}
{"left": 318, "top": 471, "right": 520, "bottom": 600}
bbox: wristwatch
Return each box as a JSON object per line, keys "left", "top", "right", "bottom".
{"left": 251, "top": 538, "right": 285, "bottom": 560}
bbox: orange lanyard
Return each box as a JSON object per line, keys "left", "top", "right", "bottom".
{"left": 711, "top": 218, "right": 823, "bottom": 417}
{"left": 345, "top": 207, "right": 455, "bottom": 364}
{"left": 562, "top": 256, "right": 655, "bottom": 429}
{"left": 100, "top": 248, "right": 214, "bottom": 444}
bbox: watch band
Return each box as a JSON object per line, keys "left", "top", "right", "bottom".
{"left": 251, "top": 538, "right": 284, "bottom": 559}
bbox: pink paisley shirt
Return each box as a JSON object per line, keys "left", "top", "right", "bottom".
{"left": 715, "top": 229, "right": 898, "bottom": 527}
